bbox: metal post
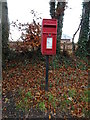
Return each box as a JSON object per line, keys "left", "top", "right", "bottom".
{"left": 45, "top": 55, "right": 49, "bottom": 91}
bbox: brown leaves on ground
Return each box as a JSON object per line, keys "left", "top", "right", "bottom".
{"left": 2, "top": 56, "right": 89, "bottom": 118}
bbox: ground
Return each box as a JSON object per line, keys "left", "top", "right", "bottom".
{"left": 2, "top": 52, "right": 89, "bottom": 119}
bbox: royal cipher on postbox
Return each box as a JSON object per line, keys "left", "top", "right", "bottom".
{"left": 41, "top": 19, "right": 57, "bottom": 55}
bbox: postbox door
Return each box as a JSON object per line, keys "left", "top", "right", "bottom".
{"left": 42, "top": 34, "right": 56, "bottom": 55}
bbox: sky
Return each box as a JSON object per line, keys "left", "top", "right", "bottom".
{"left": 7, "top": 0, "right": 82, "bottom": 43}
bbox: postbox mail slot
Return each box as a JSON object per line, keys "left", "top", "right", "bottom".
{"left": 43, "top": 25, "right": 57, "bottom": 34}
{"left": 43, "top": 25, "right": 56, "bottom": 27}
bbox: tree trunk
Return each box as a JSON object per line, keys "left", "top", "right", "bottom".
{"left": 77, "top": 2, "right": 90, "bottom": 57}
{"left": 49, "top": 0, "right": 55, "bottom": 19}
{"left": 56, "top": 2, "right": 66, "bottom": 55}
{"left": 72, "top": 20, "right": 82, "bottom": 54}
{"left": 49, "top": 1, "right": 66, "bottom": 56}
{"left": 2, "top": 1, "right": 9, "bottom": 67}
{"left": 0, "top": 0, "right": 2, "bottom": 86}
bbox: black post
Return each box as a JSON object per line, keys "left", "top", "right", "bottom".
{"left": 45, "top": 55, "right": 49, "bottom": 91}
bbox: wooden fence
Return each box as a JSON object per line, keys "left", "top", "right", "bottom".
{"left": 60, "top": 42, "right": 78, "bottom": 54}
{"left": 9, "top": 41, "right": 78, "bottom": 54}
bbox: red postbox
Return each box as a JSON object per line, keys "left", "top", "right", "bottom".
{"left": 41, "top": 19, "right": 57, "bottom": 55}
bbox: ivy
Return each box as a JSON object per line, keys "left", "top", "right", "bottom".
{"left": 76, "top": 2, "right": 90, "bottom": 58}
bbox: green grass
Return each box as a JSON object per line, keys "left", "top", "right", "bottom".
{"left": 68, "top": 89, "right": 76, "bottom": 97}
{"left": 39, "top": 101, "right": 46, "bottom": 111}
{"left": 26, "top": 91, "right": 32, "bottom": 98}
